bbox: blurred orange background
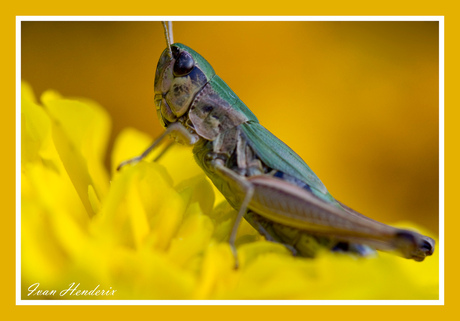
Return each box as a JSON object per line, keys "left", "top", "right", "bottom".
{"left": 21, "top": 21, "right": 439, "bottom": 234}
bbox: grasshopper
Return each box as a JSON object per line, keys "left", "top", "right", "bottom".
{"left": 119, "top": 22, "right": 435, "bottom": 263}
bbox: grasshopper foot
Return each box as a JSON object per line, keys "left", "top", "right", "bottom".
{"left": 283, "top": 243, "right": 298, "bottom": 256}
{"left": 116, "top": 156, "right": 143, "bottom": 171}
{"left": 229, "top": 243, "right": 239, "bottom": 270}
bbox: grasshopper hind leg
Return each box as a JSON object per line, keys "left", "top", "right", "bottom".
{"left": 245, "top": 211, "right": 376, "bottom": 258}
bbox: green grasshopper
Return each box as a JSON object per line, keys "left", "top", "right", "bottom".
{"left": 119, "top": 21, "right": 435, "bottom": 263}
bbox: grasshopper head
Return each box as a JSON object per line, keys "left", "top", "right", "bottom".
{"left": 154, "top": 43, "right": 216, "bottom": 128}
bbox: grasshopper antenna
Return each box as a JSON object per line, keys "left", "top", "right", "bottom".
{"left": 162, "top": 21, "right": 174, "bottom": 58}
{"left": 168, "top": 21, "right": 174, "bottom": 43}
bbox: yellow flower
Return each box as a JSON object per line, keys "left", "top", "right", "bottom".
{"left": 21, "top": 82, "right": 439, "bottom": 300}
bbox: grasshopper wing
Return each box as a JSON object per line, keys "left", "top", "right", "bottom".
{"left": 240, "top": 122, "right": 330, "bottom": 198}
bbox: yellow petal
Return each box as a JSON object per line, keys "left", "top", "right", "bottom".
{"left": 193, "top": 243, "right": 238, "bottom": 299}
{"left": 21, "top": 84, "right": 53, "bottom": 165}
{"left": 93, "top": 162, "right": 184, "bottom": 251}
{"left": 167, "top": 202, "right": 214, "bottom": 268}
{"left": 175, "top": 174, "right": 215, "bottom": 218}
{"left": 41, "top": 90, "right": 110, "bottom": 210}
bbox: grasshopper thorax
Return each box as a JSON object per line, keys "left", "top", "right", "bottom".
{"left": 154, "top": 43, "right": 216, "bottom": 129}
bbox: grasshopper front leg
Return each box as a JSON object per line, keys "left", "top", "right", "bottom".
{"left": 117, "top": 123, "right": 199, "bottom": 171}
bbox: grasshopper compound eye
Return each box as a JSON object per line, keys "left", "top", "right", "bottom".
{"left": 173, "top": 51, "right": 195, "bottom": 77}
